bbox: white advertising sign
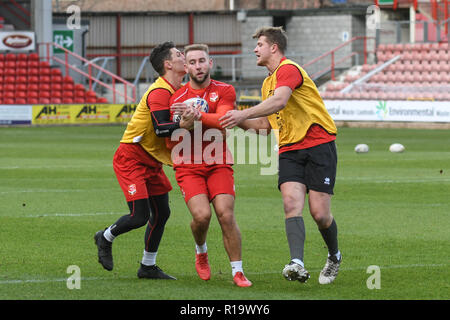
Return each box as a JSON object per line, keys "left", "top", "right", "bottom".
{"left": 324, "top": 100, "right": 450, "bottom": 123}
{"left": 0, "top": 31, "right": 35, "bottom": 52}
{"left": 0, "top": 105, "right": 32, "bottom": 125}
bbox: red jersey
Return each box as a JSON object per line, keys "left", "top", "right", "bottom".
{"left": 275, "top": 58, "right": 336, "bottom": 154}
{"left": 168, "top": 80, "right": 235, "bottom": 167}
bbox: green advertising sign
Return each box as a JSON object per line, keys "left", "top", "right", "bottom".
{"left": 53, "top": 30, "right": 74, "bottom": 53}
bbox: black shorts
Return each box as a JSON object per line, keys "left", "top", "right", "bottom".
{"left": 278, "top": 141, "right": 337, "bottom": 194}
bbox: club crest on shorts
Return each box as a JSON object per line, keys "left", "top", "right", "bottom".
{"left": 128, "top": 184, "right": 137, "bottom": 195}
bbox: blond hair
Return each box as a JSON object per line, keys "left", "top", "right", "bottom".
{"left": 184, "top": 43, "right": 209, "bottom": 56}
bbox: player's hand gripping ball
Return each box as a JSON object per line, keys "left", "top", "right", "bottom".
{"left": 173, "top": 98, "right": 209, "bottom": 122}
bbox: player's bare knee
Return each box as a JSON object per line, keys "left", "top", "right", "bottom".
{"left": 283, "top": 198, "right": 302, "bottom": 218}
{"left": 192, "top": 211, "right": 211, "bottom": 227}
{"left": 216, "top": 210, "right": 235, "bottom": 227}
{"left": 311, "top": 211, "right": 332, "bottom": 229}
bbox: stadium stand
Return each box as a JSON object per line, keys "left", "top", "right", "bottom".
{"left": 320, "top": 42, "right": 450, "bottom": 101}
{"left": 0, "top": 52, "right": 109, "bottom": 104}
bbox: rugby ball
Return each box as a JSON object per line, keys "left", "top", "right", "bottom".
{"left": 354, "top": 144, "right": 369, "bottom": 153}
{"left": 389, "top": 143, "right": 405, "bottom": 153}
{"left": 173, "top": 97, "right": 209, "bottom": 122}
{"left": 184, "top": 97, "right": 209, "bottom": 113}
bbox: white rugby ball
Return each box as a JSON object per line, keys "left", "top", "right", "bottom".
{"left": 173, "top": 97, "right": 209, "bottom": 122}
{"left": 184, "top": 97, "right": 209, "bottom": 113}
{"left": 389, "top": 143, "right": 405, "bottom": 153}
{"left": 354, "top": 144, "right": 369, "bottom": 153}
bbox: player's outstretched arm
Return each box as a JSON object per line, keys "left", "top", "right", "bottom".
{"left": 219, "top": 86, "right": 291, "bottom": 129}
{"left": 238, "top": 117, "right": 271, "bottom": 135}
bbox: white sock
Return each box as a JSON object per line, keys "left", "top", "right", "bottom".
{"left": 230, "top": 260, "right": 243, "bottom": 277}
{"left": 292, "top": 258, "right": 304, "bottom": 267}
{"left": 103, "top": 227, "right": 115, "bottom": 243}
{"left": 195, "top": 242, "right": 207, "bottom": 254}
{"left": 329, "top": 250, "right": 341, "bottom": 261}
{"left": 142, "top": 250, "right": 157, "bottom": 266}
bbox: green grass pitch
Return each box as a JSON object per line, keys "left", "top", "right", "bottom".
{"left": 0, "top": 125, "right": 448, "bottom": 301}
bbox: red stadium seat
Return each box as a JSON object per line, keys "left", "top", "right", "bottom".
{"left": 16, "top": 84, "right": 27, "bottom": 91}
{"left": 63, "top": 90, "right": 74, "bottom": 98}
{"left": 5, "top": 68, "right": 16, "bottom": 76}
{"left": 62, "top": 97, "right": 74, "bottom": 104}
{"left": 51, "top": 68, "right": 62, "bottom": 76}
{"left": 39, "top": 67, "right": 50, "bottom": 76}
{"left": 28, "top": 76, "right": 39, "bottom": 83}
{"left": 5, "top": 53, "right": 16, "bottom": 61}
{"left": 27, "top": 83, "right": 39, "bottom": 91}
{"left": 39, "top": 83, "right": 50, "bottom": 91}
{"left": 51, "top": 75, "right": 63, "bottom": 83}
{"left": 16, "top": 76, "right": 27, "bottom": 84}
{"left": 51, "top": 83, "right": 62, "bottom": 91}
{"left": 39, "top": 91, "right": 50, "bottom": 99}
{"left": 39, "top": 75, "right": 51, "bottom": 83}
{"left": 4, "top": 91, "right": 14, "bottom": 99}
{"left": 28, "top": 68, "right": 39, "bottom": 76}
{"left": 74, "top": 90, "right": 85, "bottom": 98}
{"left": 52, "top": 98, "right": 62, "bottom": 104}
{"left": 63, "top": 83, "right": 74, "bottom": 91}
{"left": 86, "top": 90, "right": 97, "bottom": 98}
{"left": 28, "top": 91, "right": 38, "bottom": 99}
{"left": 17, "top": 53, "right": 28, "bottom": 61}
{"left": 27, "top": 60, "right": 39, "bottom": 68}
{"left": 97, "top": 97, "right": 109, "bottom": 103}
{"left": 16, "top": 60, "right": 27, "bottom": 68}
{"left": 63, "top": 75, "right": 74, "bottom": 84}
{"left": 4, "top": 76, "right": 15, "bottom": 84}
{"left": 39, "top": 98, "right": 50, "bottom": 104}
{"left": 16, "top": 68, "right": 28, "bottom": 76}
{"left": 28, "top": 53, "right": 39, "bottom": 61}
{"left": 4, "top": 98, "right": 15, "bottom": 104}
{"left": 39, "top": 61, "right": 50, "bottom": 69}
{"left": 74, "top": 97, "right": 85, "bottom": 103}
{"left": 4, "top": 83, "right": 15, "bottom": 91}
{"left": 86, "top": 97, "right": 97, "bottom": 103}
{"left": 5, "top": 61, "right": 16, "bottom": 68}
{"left": 74, "top": 84, "right": 85, "bottom": 91}
{"left": 28, "top": 98, "right": 39, "bottom": 104}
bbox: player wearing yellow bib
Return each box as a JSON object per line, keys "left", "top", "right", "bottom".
{"left": 220, "top": 27, "right": 342, "bottom": 285}
{"left": 94, "top": 42, "right": 195, "bottom": 279}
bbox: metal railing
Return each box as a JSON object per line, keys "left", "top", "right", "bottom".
{"left": 302, "top": 36, "right": 375, "bottom": 81}
{"left": 39, "top": 42, "right": 137, "bottom": 104}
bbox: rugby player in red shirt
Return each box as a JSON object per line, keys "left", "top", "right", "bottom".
{"left": 94, "top": 42, "right": 195, "bottom": 279}
{"left": 168, "top": 44, "right": 252, "bottom": 287}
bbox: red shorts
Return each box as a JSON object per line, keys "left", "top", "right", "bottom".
{"left": 113, "top": 143, "right": 172, "bottom": 201}
{"left": 174, "top": 164, "right": 235, "bottom": 203}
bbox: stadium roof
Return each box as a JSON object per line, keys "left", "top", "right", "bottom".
{"left": 52, "top": 0, "right": 228, "bottom": 12}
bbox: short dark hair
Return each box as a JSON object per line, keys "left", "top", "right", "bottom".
{"left": 150, "top": 41, "right": 176, "bottom": 76}
{"left": 253, "top": 26, "right": 287, "bottom": 54}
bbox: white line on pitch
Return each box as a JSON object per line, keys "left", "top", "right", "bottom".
{"left": 0, "top": 263, "right": 447, "bottom": 285}
{"left": 22, "top": 212, "right": 123, "bottom": 218}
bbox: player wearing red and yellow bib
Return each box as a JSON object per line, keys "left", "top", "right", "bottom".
{"left": 94, "top": 42, "right": 195, "bottom": 280}
{"left": 220, "top": 27, "right": 342, "bottom": 286}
